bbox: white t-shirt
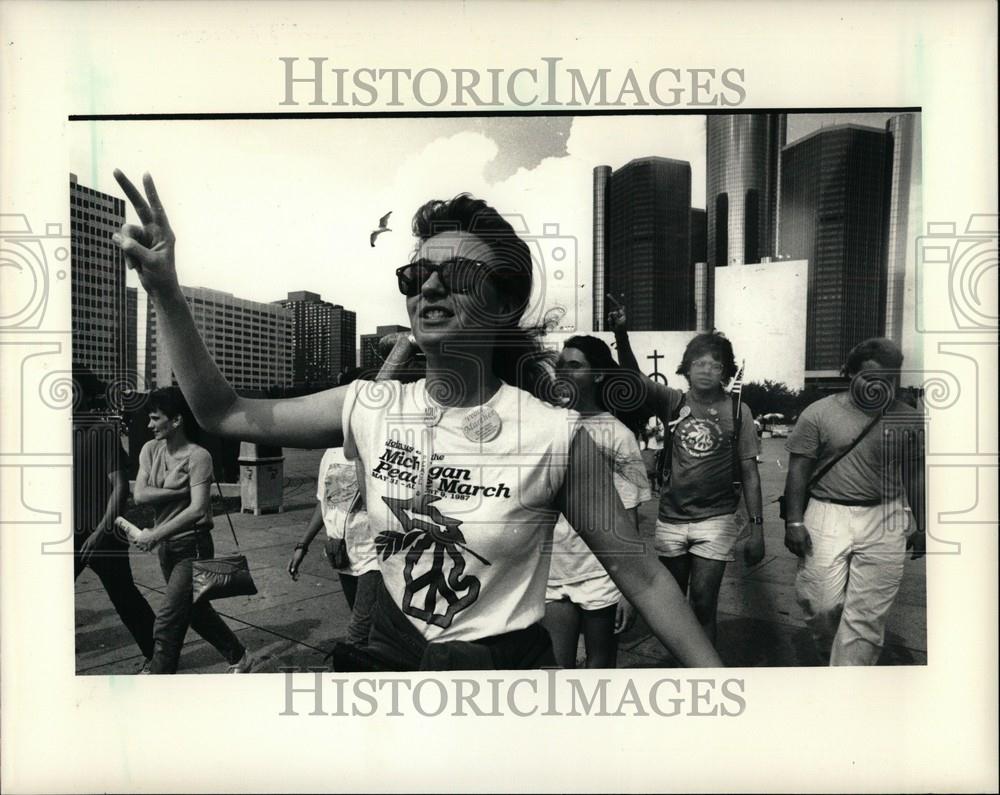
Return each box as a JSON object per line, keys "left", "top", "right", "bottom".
{"left": 316, "top": 447, "right": 378, "bottom": 576}
{"left": 342, "top": 378, "right": 580, "bottom": 642}
{"left": 547, "top": 413, "right": 652, "bottom": 585}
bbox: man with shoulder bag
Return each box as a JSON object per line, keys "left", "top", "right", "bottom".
{"left": 783, "top": 338, "right": 926, "bottom": 666}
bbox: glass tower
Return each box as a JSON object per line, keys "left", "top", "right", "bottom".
{"left": 707, "top": 114, "right": 786, "bottom": 267}
{"left": 779, "top": 124, "right": 894, "bottom": 372}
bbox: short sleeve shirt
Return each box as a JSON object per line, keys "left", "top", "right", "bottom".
{"left": 316, "top": 447, "right": 378, "bottom": 576}
{"left": 342, "top": 378, "right": 580, "bottom": 642}
{"left": 138, "top": 439, "right": 214, "bottom": 534}
{"left": 547, "top": 412, "right": 652, "bottom": 585}
{"left": 651, "top": 387, "right": 760, "bottom": 522}
{"left": 786, "top": 393, "right": 924, "bottom": 503}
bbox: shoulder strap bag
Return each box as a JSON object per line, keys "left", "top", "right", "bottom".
{"left": 778, "top": 410, "right": 883, "bottom": 520}
{"left": 191, "top": 479, "right": 259, "bottom": 604}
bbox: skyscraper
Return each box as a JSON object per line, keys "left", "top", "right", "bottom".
{"left": 593, "top": 157, "right": 694, "bottom": 331}
{"left": 275, "top": 291, "right": 357, "bottom": 386}
{"left": 591, "top": 165, "right": 611, "bottom": 330}
{"left": 147, "top": 286, "right": 293, "bottom": 391}
{"left": 70, "top": 174, "right": 127, "bottom": 384}
{"left": 883, "top": 113, "right": 920, "bottom": 346}
{"left": 779, "top": 124, "right": 894, "bottom": 373}
{"left": 125, "top": 286, "right": 137, "bottom": 389}
{"left": 707, "top": 114, "right": 786, "bottom": 267}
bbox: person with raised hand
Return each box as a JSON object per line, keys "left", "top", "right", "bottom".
{"left": 113, "top": 171, "right": 722, "bottom": 670}
{"left": 608, "top": 305, "right": 764, "bottom": 647}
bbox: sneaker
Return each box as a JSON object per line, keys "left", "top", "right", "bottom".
{"left": 228, "top": 649, "right": 259, "bottom": 674}
{"left": 136, "top": 657, "right": 152, "bottom": 675}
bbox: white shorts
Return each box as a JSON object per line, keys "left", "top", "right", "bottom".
{"left": 655, "top": 512, "right": 741, "bottom": 563}
{"left": 546, "top": 574, "right": 621, "bottom": 611}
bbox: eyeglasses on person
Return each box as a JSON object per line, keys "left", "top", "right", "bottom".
{"left": 690, "top": 359, "right": 725, "bottom": 373}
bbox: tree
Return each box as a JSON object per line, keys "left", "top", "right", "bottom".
{"left": 741, "top": 380, "right": 798, "bottom": 419}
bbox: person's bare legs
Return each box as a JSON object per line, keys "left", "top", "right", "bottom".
{"left": 687, "top": 556, "right": 728, "bottom": 644}
{"left": 580, "top": 604, "right": 618, "bottom": 668}
{"left": 542, "top": 599, "right": 582, "bottom": 668}
{"left": 660, "top": 554, "right": 692, "bottom": 596}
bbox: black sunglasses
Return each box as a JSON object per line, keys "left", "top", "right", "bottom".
{"left": 395, "top": 257, "right": 493, "bottom": 297}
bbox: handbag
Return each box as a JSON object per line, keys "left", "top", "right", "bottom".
{"left": 191, "top": 479, "right": 258, "bottom": 604}
{"left": 323, "top": 489, "right": 362, "bottom": 571}
{"left": 778, "top": 410, "right": 883, "bottom": 520}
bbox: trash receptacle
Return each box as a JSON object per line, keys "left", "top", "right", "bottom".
{"left": 239, "top": 442, "right": 284, "bottom": 515}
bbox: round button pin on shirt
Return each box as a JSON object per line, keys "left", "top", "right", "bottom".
{"left": 462, "top": 405, "right": 502, "bottom": 443}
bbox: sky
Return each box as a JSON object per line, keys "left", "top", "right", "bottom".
{"left": 70, "top": 110, "right": 913, "bottom": 351}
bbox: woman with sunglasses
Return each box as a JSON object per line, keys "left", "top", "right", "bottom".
{"left": 545, "top": 335, "right": 652, "bottom": 668}
{"left": 112, "top": 170, "right": 721, "bottom": 670}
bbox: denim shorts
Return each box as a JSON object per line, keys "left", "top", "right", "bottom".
{"left": 654, "top": 512, "right": 741, "bottom": 562}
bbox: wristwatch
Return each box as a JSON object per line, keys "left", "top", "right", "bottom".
{"left": 294, "top": 542, "right": 309, "bottom": 552}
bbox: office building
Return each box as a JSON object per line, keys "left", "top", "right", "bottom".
{"left": 779, "top": 124, "right": 893, "bottom": 374}
{"left": 591, "top": 165, "right": 612, "bottom": 330}
{"left": 70, "top": 174, "right": 127, "bottom": 384}
{"left": 360, "top": 324, "right": 410, "bottom": 372}
{"left": 593, "top": 157, "right": 694, "bottom": 331}
{"left": 147, "top": 286, "right": 293, "bottom": 391}
{"left": 125, "top": 286, "right": 137, "bottom": 389}
{"left": 275, "top": 291, "right": 357, "bottom": 386}
{"left": 883, "top": 113, "right": 920, "bottom": 348}
{"left": 707, "top": 114, "right": 786, "bottom": 267}
{"left": 693, "top": 261, "right": 714, "bottom": 332}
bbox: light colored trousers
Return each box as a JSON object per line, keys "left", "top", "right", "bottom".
{"left": 795, "top": 498, "right": 909, "bottom": 666}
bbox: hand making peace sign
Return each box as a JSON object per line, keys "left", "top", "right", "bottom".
{"left": 111, "top": 170, "right": 178, "bottom": 296}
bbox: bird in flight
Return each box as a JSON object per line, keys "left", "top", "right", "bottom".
{"left": 370, "top": 211, "right": 393, "bottom": 247}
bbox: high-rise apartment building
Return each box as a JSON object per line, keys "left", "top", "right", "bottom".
{"left": 359, "top": 324, "right": 411, "bottom": 372}
{"left": 707, "top": 114, "right": 786, "bottom": 267}
{"left": 275, "top": 291, "right": 357, "bottom": 386}
{"left": 779, "top": 124, "right": 894, "bottom": 373}
{"left": 70, "top": 174, "right": 127, "bottom": 384}
{"left": 147, "top": 286, "right": 293, "bottom": 391}
{"left": 593, "top": 157, "right": 694, "bottom": 331}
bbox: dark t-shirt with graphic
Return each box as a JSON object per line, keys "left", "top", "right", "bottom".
{"left": 651, "top": 387, "right": 760, "bottom": 522}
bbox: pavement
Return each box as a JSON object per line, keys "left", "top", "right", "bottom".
{"left": 74, "top": 438, "right": 926, "bottom": 674}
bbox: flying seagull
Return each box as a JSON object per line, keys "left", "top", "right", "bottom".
{"left": 370, "top": 211, "right": 392, "bottom": 247}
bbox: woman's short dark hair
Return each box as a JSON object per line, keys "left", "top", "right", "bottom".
{"left": 563, "top": 335, "right": 650, "bottom": 435}
{"left": 676, "top": 331, "right": 739, "bottom": 383}
{"left": 842, "top": 337, "right": 904, "bottom": 376}
{"left": 147, "top": 386, "right": 200, "bottom": 440}
{"left": 411, "top": 194, "right": 533, "bottom": 325}
{"left": 411, "top": 194, "right": 549, "bottom": 398}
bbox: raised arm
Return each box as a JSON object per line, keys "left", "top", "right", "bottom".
{"left": 608, "top": 305, "right": 673, "bottom": 415}
{"left": 557, "top": 429, "right": 722, "bottom": 667}
{"left": 112, "top": 170, "right": 350, "bottom": 449}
